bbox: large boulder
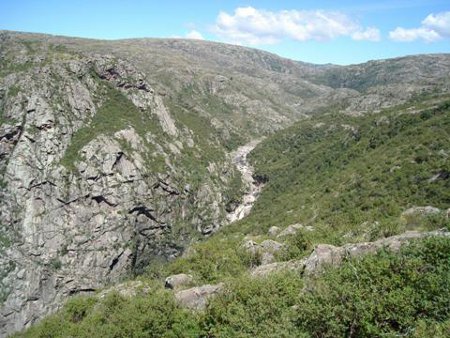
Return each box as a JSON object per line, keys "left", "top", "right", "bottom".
{"left": 401, "top": 206, "right": 441, "bottom": 226}
{"left": 259, "top": 240, "right": 285, "bottom": 264}
{"left": 174, "top": 283, "right": 223, "bottom": 310}
{"left": 268, "top": 226, "right": 281, "bottom": 236}
{"left": 251, "top": 259, "right": 306, "bottom": 278}
{"left": 164, "top": 273, "right": 193, "bottom": 290}
{"left": 242, "top": 239, "right": 285, "bottom": 265}
{"left": 277, "top": 223, "right": 314, "bottom": 238}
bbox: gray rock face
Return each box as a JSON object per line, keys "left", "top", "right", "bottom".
{"left": 0, "top": 43, "right": 237, "bottom": 336}
{"left": 276, "top": 223, "right": 314, "bottom": 238}
{"left": 251, "top": 259, "right": 306, "bottom": 278}
{"left": 268, "top": 226, "right": 281, "bottom": 237}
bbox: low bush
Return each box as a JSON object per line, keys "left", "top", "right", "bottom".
{"left": 295, "top": 237, "right": 450, "bottom": 337}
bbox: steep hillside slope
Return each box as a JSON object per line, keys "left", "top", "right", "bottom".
{"left": 1, "top": 30, "right": 450, "bottom": 335}
{"left": 239, "top": 94, "right": 450, "bottom": 240}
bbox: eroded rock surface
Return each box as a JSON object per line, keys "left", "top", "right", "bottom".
{"left": 174, "top": 283, "right": 223, "bottom": 310}
{"left": 0, "top": 44, "right": 238, "bottom": 336}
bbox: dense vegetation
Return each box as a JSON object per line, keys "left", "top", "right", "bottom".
{"left": 16, "top": 237, "right": 450, "bottom": 337}
{"left": 234, "top": 94, "right": 450, "bottom": 241}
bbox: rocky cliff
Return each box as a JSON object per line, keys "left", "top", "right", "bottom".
{"left": 1, "top": 31, "right": 450, "bottom": 336}
{"left": 0, "top": 34, "right": 242, "bottom": 334}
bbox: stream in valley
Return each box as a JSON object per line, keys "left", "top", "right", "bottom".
{"left": 226, "top": 139, "right": 264, "bottom": 223}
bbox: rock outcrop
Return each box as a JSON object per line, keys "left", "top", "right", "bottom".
{"left": 251, "top": 230, "right": 449, "bottom": 278}
{"left": 174, "top": 283, "right": 223, "bottom": 310}
{"left": 251, "top": 259, "right": 306, "bottom": 278}
{"left": 276, "top": 223, "right": 314, "bottom": 238}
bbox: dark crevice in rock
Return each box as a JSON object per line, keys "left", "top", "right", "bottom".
{"left": 36, "top": 120, "right": 54, "bottom": 131}
{"left": 109, "top": 251, "right": 124, "bottom": 272}
{"left": 129, "top": 205, "right": 158, "bottom": 222}
{"left": 137, "top": 223, "right": 166, "bottom": 236}
{"left": 86, "top": 173, "right": 114, "bottom": 181}
{"left": 56, "top": 194, "right": 89, "bottom": 206}
{"left": 0, "top": 125, "right": 23, "bottom": 172}
{"left": 91, "top": 195, "right": 117, "bottom": 207}
{"left": 112, "top": 151, "right": 124, "bottom": 168}
{"left": 0, "top": 126, "right": 22, "bottom": 141}
{"left": 253, "top": 173, "right": 269, "bottom": 184}
{"left": 24, "top": 135, "right": 36, "bottom": 143}
{"left": 27, "top": 180, "right": 57, "bottom": 191}
{"left": 154, "top": 180, "right": 180, "bottom": 196}
{"left": 67, "top": 288, "right": 96, "bottom": 296}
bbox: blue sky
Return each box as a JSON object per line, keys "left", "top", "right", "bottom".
{"left": 1, "top": 0, "right": 449, "bottom": 64}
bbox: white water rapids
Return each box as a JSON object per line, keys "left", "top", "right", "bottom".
{"left": 226, "top": 139, "right": 264, "bottom": 223}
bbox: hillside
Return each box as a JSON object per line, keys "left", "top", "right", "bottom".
{"left": 240, "top": 94, "right": 450, "bottom": 239}
{"left": 0, "top": 30, "right": 450, "bottom": 336}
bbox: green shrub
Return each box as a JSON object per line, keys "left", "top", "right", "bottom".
{"left": 201, "top": 272, "right": 304, "bottom": 337}
{"left": 17, "top": 237, "right": 450, "bottom": 337}
{"left": 294, "top": 237, "right": 450, "bottom": 337}
{"left": 145, "top": 235, "right": 253, "bottom": 284}
{"left": 277, "top": 231, "right": 312, "bottom": 261}
{"left": 16, "top": 289, "right": 201, "bottom": 338}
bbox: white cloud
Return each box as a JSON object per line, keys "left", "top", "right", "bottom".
{"left": 352, "top": 27, "right": 381, "bottom": 41}
{"left": 423, "top": 11, "right": 450, "bottom": 37}
{"left": 389, "top": 27, "right": 440, "bottom": 42}
{"left": 213, "top": 7, "right": 380, "bottom": 45}
{"left": 389, "top": 11, "right": 450, "bottom": 42}
{"left": 185, "top": 30, "right": 204, "bottom": 40}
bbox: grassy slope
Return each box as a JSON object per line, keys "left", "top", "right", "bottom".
{"left": 15, "top": 237, "right": 450, "bottom": 338}
{"left": 232, "top": 94, "right": 450, "bottom": 243}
